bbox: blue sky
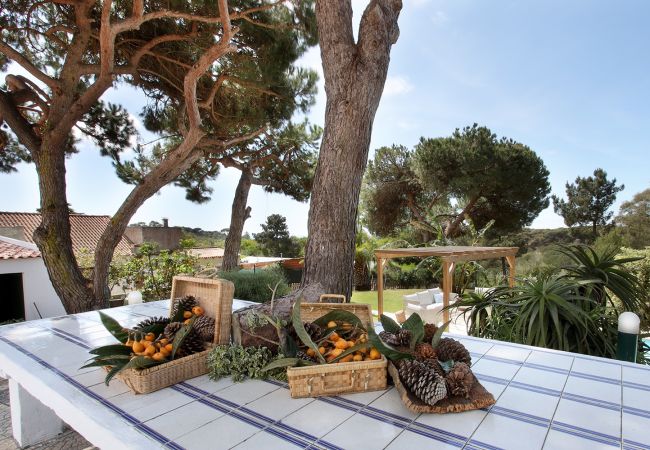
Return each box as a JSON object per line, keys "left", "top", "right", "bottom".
{"left": 1, "top": 0, "right": 649, "bottom": 236}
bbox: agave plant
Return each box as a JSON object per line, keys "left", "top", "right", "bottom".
{"left": 557, "top": 244, "right": 644, "bottom": 313}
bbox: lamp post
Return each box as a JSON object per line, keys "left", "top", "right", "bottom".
{"left": 617, "top": 312, "right": 640, "bottom": 363}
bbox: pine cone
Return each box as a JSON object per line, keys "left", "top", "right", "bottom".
{"left": 133, "top": 316, "right": 170, "bottom": 331}
{"left": 379, "top": 331, "right": 401, "bottom": 347}
{"left": 397, "top": 359, "right": 447, "bottom": 406}
{"left": 163, "top": 321, "right": 205, "bottom": 357}
{"left": 396, "top": 329, "right": 412, "bottom": 347}
{"left": 296, "top": 350, "right": 316, "bottom": 363}
{"left": 163, "top": 322, "right": 183, "bottom": 340}
{"left": 422, "top": 358, "right": 447, "bottom": 379}
{"left": 193, "top": 315, "right": 215, "bottom": 342}
{"left": 303, "top": 322, "right": 323, "bottom": 342}
{"left": 446, "top": 362, "right": 474, "bottom": 398}
{"left": 171, "top": 295, "right": 198, "bottom": 319}
{"left": 414, "top": 343, "right": 437, "bottom": 361}
{"left": 436, "top": 338, "right": 471, "bottom": 365}
{"left": 423, "top": 323, "right": 439, "bottom": 344}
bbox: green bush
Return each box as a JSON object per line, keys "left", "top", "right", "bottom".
{"left": 218, "top": 265, "right": 290, "bottom": 302}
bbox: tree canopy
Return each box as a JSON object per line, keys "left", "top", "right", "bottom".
{"left": 253, "top": 214, "right": 299, "bottom": 257}
{"left": 552, "top": 168, "right": 624, "bottom": 236}
{"left": 361, "top": 124, "right": 551, "bottom": 239}
{"left": 616, "top": 187, "right": 650, "bottom": 249}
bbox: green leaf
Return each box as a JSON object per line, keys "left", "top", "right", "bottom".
{"left": 171, "top": 316, "right": 196, "bottom": 359}
{"left": 99, "top": 311, "right": 128, "bottom": 343}
{"left": 121, "top": 355, "right": 161, "bottom": 371}
{"left": 262, "top": 357, "right": 300, "bottom": 371}
{"left": 295, "top": 359, "right": 317, "bottom": 367}
{"left": 367, "top": 328, "right": 413, "bottom": 361}
{"left": 104, "top": 364, "right": 126, "bottom": 386}
{"left": 89, "top": 344, "right": 132, "bottom": 357}
{"left": 439, "top": 360, "right": 455, "bottom": 373}
{"left": 431, "top": 320, "right": 451, "bottom": 348}
{"left": 79, "top": 356, "right": 130, "bottom": 369}
{"left": 312, "top": 310, "right": 365, "bottom": 330}
{"left": 135, "top": 323, "right": 167, "bottom": 337}
{"left": 279, "top": 329, "right": 298, "bottom": 358}
{"left": 328, "top": 342, "right": 369, "bottom": 364}
{"left": 379, "top": 314, "right": 401, "bottom": 334}
{"left": 401, "top": 313, "right": 424, "bottom": 350}
{"left": 292, "top": 297, "right": 326, "bottom": 363}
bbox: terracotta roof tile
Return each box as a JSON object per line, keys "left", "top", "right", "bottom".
{"left": 0, "top": 240, "right": 41, "bottom": 260}
{"left": 0, "top": 212, "right": 134, "bottom": 256}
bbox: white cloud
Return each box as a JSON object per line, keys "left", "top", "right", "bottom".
{"left": 383, "top": 76, "right": 414, "bottom": 96}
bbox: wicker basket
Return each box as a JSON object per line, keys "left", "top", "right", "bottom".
{"left": 116, "top": 276, "right": 234, "bottom": 394}
{"left": 286, "top": 302, "right": 388, "bottom": 398}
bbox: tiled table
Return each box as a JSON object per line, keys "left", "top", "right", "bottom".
{"left": 1, "top": 301, "right": 649, "bottom": 449}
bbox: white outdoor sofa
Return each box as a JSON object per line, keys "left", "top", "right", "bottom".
{"left": 402, "top": 288, "right": 458, "bottom": 325}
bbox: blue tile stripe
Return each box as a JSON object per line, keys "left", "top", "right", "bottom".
{"left": 624, "top": 406, "right": 650, "bottom": 420}
{"left": 464, "top": 438, "right": 506, "bottom": 450}
{"left": 624, "top": 438, "right": 650, "bottom": 450}
{"left": 551, "top": 420, "right": 620, "bottom": 447}
{"left": 0, "top": 336, "right": 182, "bottom": 450}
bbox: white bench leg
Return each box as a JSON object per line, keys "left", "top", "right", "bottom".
{"left": 9, "top": 378, "right": 64, "bottom": 447}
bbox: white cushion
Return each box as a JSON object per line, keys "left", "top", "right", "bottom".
{"left": 433, "top": 293, "right": 444, "bottom": 304}
{"left": 427, "top": 288, "right": 442, "bottom": 295}
{"left": 416, "top": 291, "right": 434, "bottom": 305}
{"left": 403, "top": 293, "right": 418, "bottom": 304}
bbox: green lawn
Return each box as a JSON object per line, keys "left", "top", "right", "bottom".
{"left": 351, "top": 289, "right": 420, "bottom": 313}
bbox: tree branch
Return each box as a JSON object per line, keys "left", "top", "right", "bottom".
{"left": 0, "top": 41, "right": 60, "bottom": 90}
{"left": 0, "top": 90, "right": 41, "bottom": 151}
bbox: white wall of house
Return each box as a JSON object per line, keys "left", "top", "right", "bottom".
{"left": 0, "top": 256, "right": 65, "bottom": 321}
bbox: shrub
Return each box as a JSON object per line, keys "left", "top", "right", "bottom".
{"left": 218, "top": 265, "right": 290, "bottom": 302}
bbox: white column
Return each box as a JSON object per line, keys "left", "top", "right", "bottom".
{"left": 9, "top": 378, "right": 64, "bottom": 447}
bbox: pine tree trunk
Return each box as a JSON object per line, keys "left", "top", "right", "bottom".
{"left": 301, "top": 0, "right": 402, "bottom": 300}
{"left": 32, "top": 145, "right": 96, "bottom": 314}
{"left": 222, "top": 169, "right": 253, "bottom": 271}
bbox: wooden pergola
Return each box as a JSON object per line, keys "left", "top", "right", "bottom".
{"left": 374, "top": 246, "right": 519, "bottom": 322}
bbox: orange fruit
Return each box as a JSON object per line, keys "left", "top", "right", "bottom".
{"left": 164, "top": 343, "right": 174, "bottom": 352}
{"left": 184, "top": 319, "right": 191, "bottom": 325}
{"left": 191, "top": 306, "right": 204, "bottom": 316}
{"left": 183, "top": 311, "right": 193, "bottom": 319}
{"left": 144, "top": 346, "right": 156, "bottom": 357}
{"left": 159, "top": 338, "right": 169, "bottom": 346}
{"left": 330, "top": 332, "right": 340, "bottom": 342}
{"left": 327, "top": 321, "right": 337, "bottom": 329}
{"left": 335, "top": 340, "right": 348, "bottom": 350}
{"left": 329, "top": 348, "right": 344, "bottom": 358}
{"left": 347, "top": 340, "right": 355, "bottom": 348}
{"left": 132, "top": 341, "right": 145, "bottom": 353}
{"left": 353, "top": 354, "right": 363, "bottom": 362}
{"left": 125, "top": 339, "right": 134, "bottom": 347}
{"left": 369, "top": 348, "right": 381, "bottom": 360}
{"left": 318, "top": 346, "right": 326, "bottom": 355}
{"left": 339, "top": 355, "right": 354, "bottom": 363}
{"left": 160, "top": 347, "right": 171, "bottom": 357}
{"left": 144, "top": 332, "right": 156, "bottom": 342}
{"left": 306, "top": 348, "right": 316, "bottom": 357}
{"left": 152, "top": 352, "right": 166, "bottom": 361}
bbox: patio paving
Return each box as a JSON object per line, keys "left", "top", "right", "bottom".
{"left": 0, "top": 378, "right": 92, "bottom": 450}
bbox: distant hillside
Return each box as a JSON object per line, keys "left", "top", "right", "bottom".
{"left": 489, "top": 226, "right": 596, "bottom": 254}
{"left": 180, "top": 227, "right": 227, "bottom": 248}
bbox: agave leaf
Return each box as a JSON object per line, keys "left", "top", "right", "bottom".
{"left": 329, "top": 342, "right": 369, "bottom": 364}
{"left": 431, "top": 320, "right": 451, "bottom": 348}
{"left": 292, "top": 297, "right": 326, "bottom": 363}
{"left": 99, "top": 311, "right": 128, "bottom": 343}
{"left": 171, "top": 316, "right": 196, "bottom": 359}
{"left": 401, "top": 313, "right": 424, "bottom": 350}
{"left": 367, "top": 328, "right": 412, "bottom": 361}
{"left": 312, "top": 310, "right": 365, "bottom": 330}
{"left": 89, "top": 344, "right": 133, "bottom": 357}
{"left": 379, "top": 314, "right": 401, "bottom": 334}
{"left": 262, "top": 357, "right": 300, "bottom": 371}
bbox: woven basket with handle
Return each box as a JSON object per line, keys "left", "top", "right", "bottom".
{"left": 286, "top": 302, "right": 387, "bottom": 398}
{"left": 115, "top": 276, "right": 234, "bottom": 394}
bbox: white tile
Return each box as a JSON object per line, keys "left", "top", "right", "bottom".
{"left": 552, "top": 399, "right": 620, "bottom": 440}
{"left": 216, "top": 379, "right": 279, "bottom": 405}
{"left": 486, "top": 344, "right": 531, "bottom": 362}
{"left": 623, "top": 386, "right": 650, "bottom": 411}
{"left": 321, "top": 412, "right": 404, "bottom": 449}
{"left": 233, "top": 429, "right": 308, "bottom": 449}
{"left": 282, "top": 399, "right": 355, "bottom": 439}
{"left": 513, "top": 367, "right": 568, "bottom": 392}
{"left": 471, "top": 358, "right": 520, "bottom": 381}
{"left": 623, "top": 365, "right": 650, "bottom": 385}
{"left": 457, "top": 338, "right": 493, "bottom": 356}
{"left": 145, "top": 400, "right": 224, "bottom": 439}
{"left": 129, "top": 390, "right": 197, "bottom": 421}
{"left": 622, "top": 411, "right": 650, "bottom": 447}
{"left": 476, "top": 380, "right": 506, "bottom": 399}
{"left": 183, "top": 375, "right": 234, "bottom": 395}
{"left": 336, "top": 388, "right": 386, "bottom": 406}
{"left": 497, "top": 386, "right": 560, "bottom": 419}
{"left": 175, "top": 414, "right": 260, "bottom": 449}
{"left": 470, "top": 412, "right": 548, "bottom": 450}
{"left": 385, "top": 429, "right": 459, "bottom": 450}
{"left": 544, "top": 429, "right": 616, "bottom": 450}
{"left": 527, "top": 351, "right": 574, "bottom": 370}
{"left": 571, "top": 358, "right": 621, "bottom": 381}
{"left": 368, "top": 388, "right": 419, "bottom": 420}
{"left": 72, "top": 368, "right": 106, "bottom": 386}
{"left": 564, "top": 376, "right": 621, "bottom": 405}
{"left": 88, "top": 378, "right": 132, "bottom": 398}
{"left": 246, "top": 388, "right": 314, "bottom": 421}
{"left": 414, "top": 408, "right": 486, "bottom": 439}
